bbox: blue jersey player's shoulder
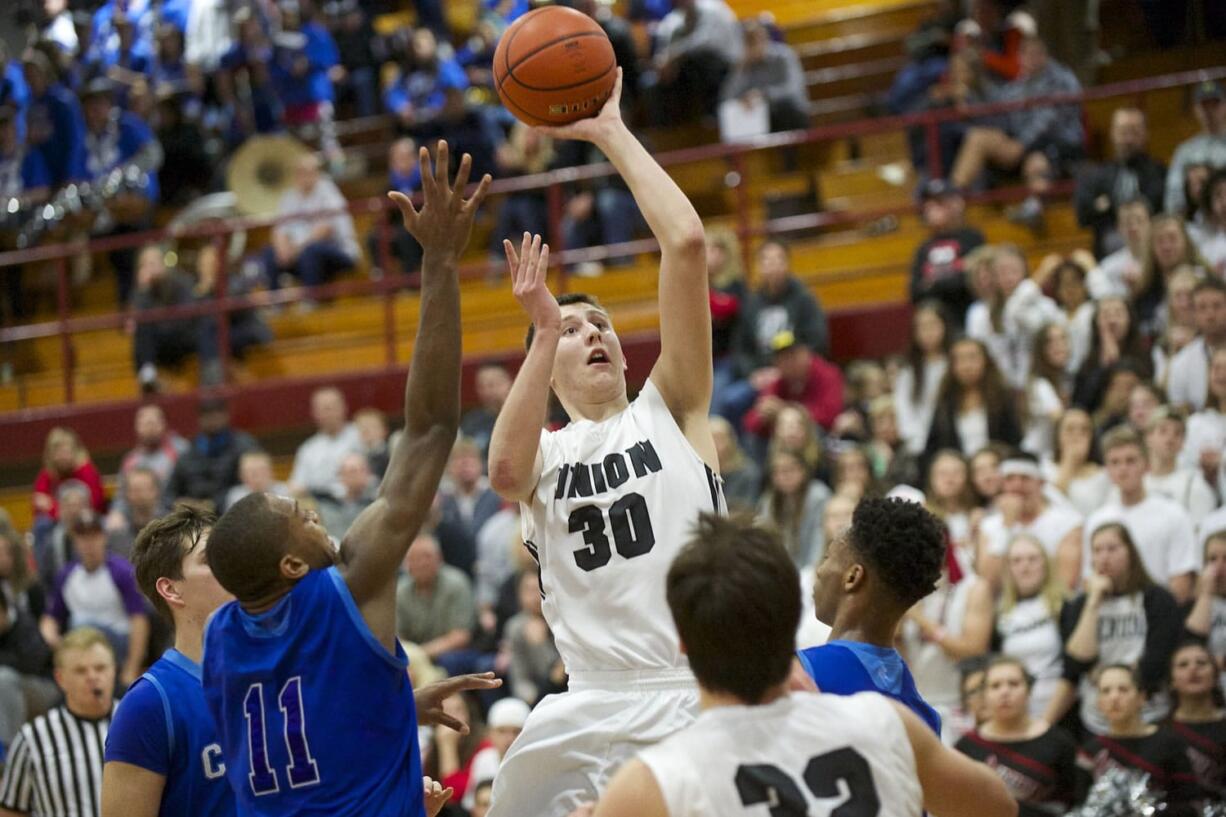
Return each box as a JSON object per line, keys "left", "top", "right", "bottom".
{"left": 106, "top": 649, "right": 232, "bottom": 817}
{"left": 797, "top": 641, "right": 942, "bottom": 735}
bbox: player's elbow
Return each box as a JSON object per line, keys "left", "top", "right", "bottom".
{"left": 665, "top": 221, "right": 706, "bottom": 257}
{"left": 489, "top": 459, "right": 531, "bottom": 502}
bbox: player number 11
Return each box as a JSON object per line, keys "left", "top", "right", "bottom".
{"left": 243, "top": 677, "right": 322, "bottom": 796}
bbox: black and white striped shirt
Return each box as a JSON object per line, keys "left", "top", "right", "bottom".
{"left": 0, "top": 704, "right": 114, "bottom": 816}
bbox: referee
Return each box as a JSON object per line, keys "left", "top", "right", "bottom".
{"left": 0, "top": 628, "right": 117, "bottom": 817}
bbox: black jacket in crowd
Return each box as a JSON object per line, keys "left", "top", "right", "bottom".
{"left": 1074, "top": 154, "right": 1167, "bottom": 258}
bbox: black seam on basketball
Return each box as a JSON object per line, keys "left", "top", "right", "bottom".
{"left": 499, "top": 15, "right": 522, "bottom": 95}
{"left": 498, "top": 85, "right": 551, "bottom": 126}
{"left": 507, "top": 30, "right": 608, "bottom": 73}
{"left": 506, "top": 57, "right": 616, "bottom": 92}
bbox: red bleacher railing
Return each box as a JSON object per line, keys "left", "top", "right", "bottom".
{"left": 0, "top": 65, "right": 1222, "bottom": 411}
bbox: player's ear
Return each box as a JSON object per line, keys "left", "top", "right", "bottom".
{"left": 279, "top": 553, "right": 311, "bottom": 581}
{"left": 843, "top": 563, "right": 865, "bottom": 592}
{"left": 156, "top": 576, "right": 184, "bottom": 610}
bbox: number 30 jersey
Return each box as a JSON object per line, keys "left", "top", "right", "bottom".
{"left": 523, "top": 378, "right": 725, "bottom": 673}
{"left": 638, "top": 692, "right": 923, "bottom": 817}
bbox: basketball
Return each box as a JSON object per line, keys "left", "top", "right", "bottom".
{"left": 493, "top": 6, "right": 617, "bottom": 127}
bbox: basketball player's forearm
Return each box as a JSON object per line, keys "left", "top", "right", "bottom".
{"left": 403, "top": 253, "right": 462, "bottom": 438}
{"left": 489, "top": 330, "right": 558, "bottom": 498}
{"left": 594, "top": 124, "right": 704, "bottom": 254}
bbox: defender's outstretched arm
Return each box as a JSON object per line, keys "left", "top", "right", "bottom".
{"left": 343, "top": 141, "right": 491, "bottom": 647}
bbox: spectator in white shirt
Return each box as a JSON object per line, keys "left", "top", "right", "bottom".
{"left": 1084, "top": 426, "right": 1199, "bottom": 604}
{"left": 1129, "top": 407, "right": 1218, "bottom": 529}
{"left": 1168, "top": 279, "right": 1226, "bottom": 411}
{"left": 977, "top": 452, "right": 1082, "bottom": 591}
{"left": 967, "top": 244, "right": 1063, "bottom": 389}
{"left": 1088, "top": 198, "right": 1150, "bottom": 300}
{"left": 896, "top": 302, "right": 952, "bottom": 455}
{"left": 288, "top": 386, "right": 361, "bottom": 498}
{"left": 261, "top": 154, "right": 358, "bottom": 307}
{"left": 1182, "top": 347, "right": 1226, "bottom": 502}
{"left": 42, "top": 0, "right": 79, "bottom": 56}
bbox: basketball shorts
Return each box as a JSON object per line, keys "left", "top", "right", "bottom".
{"left": 487, "top": 668, "right": 699, "bottom": 817}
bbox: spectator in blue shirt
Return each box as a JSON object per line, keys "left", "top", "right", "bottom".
{"left": 80, "top": 77, "right": 162, "bottom": 305}
{"left": 94, "top": 11, "right": 155, "bottom": 85}
{"left": 369, "top": 137, "right": 423, "bottom": 279}
{"left": 0, "top": 105, "right": 52, "bottom": 320}
{"left": 217, "top": 8, "right": 282, "bottom": 146}
{"left": 384, "top": 28, "right": 468, "bottom": 132}
{"left": 38, "top": 510, "right": 151, "bottom": 690}
{"left": 21, "top": 48, "right": 85, "bottom": 188}
{"left": 327, "top": 0, "right": 382, "bottom": 118}
{"left": 0, "top": 43, "right": 30, "bottom": 126}
{"left": 88, "top": 0, "right": 155, "bottom": 72}
{"left": 149, "top": 24, "right": 190, "bottom": 97}
{"left": 273, "top": 3, "right": 340, "bottom": 122}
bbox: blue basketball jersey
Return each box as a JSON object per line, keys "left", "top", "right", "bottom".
{"left": 797, "top": 640, "right": 942, "bottom": 735}
{"left": 105, "top": 649, "right": 233, "bottom": 817}
{"left": 202, "top": 566, "right": 423, "bottom": 817}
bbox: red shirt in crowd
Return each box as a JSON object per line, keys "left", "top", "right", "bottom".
{"left": 32, "top": 461, "right": 107, "bottom": 520}
{"left": 744, "top": 355, "right": 845, "bottom": 435}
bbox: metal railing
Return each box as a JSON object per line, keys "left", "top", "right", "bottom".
{"left": 0, "top": 65, "right": 1222, "bottom": 410}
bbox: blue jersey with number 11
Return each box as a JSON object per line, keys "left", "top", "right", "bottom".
{"left": 202, "top": 566, "right": 423, "bottom": 817}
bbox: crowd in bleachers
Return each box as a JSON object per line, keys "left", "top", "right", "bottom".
{"left": 1, "top": 0, "right": 1226, "bottom": 814}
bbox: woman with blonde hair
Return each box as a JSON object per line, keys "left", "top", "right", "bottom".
{"left": 709, "top": 415, "right": 761, "bottom": 512}
{"left": 1135, "top": 214, "right": 1208, "bottom": 336}
{"left": 766, "top": 403, "right": 824, "bottom": 480}
{"left": 992, "top": 535, "right": 1067, "bottom": 718}
{"left": 31, "top": 427, "right": 105, "bottom": 521}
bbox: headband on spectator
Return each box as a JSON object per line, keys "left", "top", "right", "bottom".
{"left": 1000, "top": 459, "right": 1042, "bottom": 479}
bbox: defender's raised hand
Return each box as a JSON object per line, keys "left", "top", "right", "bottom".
{"left": 504, "top": 232, "right": 560, "bottom": 332}
{"left": 388, "top": 140, "right": 492, "bottom": 260}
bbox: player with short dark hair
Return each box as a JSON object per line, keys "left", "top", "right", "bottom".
{"left": 592, "top": 513, "right": 1017, "bottom": 817}
{"left": 201, "top": 142, "right": 497, "bottom": 817}
{"left": 797, "top": 496, "right": 946, "bottom": 733}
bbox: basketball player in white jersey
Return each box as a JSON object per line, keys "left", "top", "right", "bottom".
{"left": 486, "top": 68, "right": 723, "bottom": 817}
{"left": 593, "top": 514, "right": 1018, "bottom": 817}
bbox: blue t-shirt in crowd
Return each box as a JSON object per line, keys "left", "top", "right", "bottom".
{"left": 81, "top": 110, "right": 160, "bottom": 200}
{"left": 0, "top": 148, "right": 52, "bottom": 197}
{"left": 383, "top": 59, "right": 468, "bottom": 118}
{"left": 105, "top": 648, "right": 234, "bottom": 817}
{"left": 26, "top": 84, "right": 86, "bottom": 187}
{"left": 202, "top": 566, "right": 424, "bottom": 817}
{"left": 797, "top": 640, "right": 942, "bottom": 735}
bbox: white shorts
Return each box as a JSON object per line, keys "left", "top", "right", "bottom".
{"left": 488, "top": 668, "right": 699, "bottom": 817}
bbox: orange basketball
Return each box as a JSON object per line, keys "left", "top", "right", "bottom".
{"left": 493, "top": 6, "right": 617, "bottom": 127}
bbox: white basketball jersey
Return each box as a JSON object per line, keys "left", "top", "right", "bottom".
{"left": 522, "top": 379, "right": 725, "bottom": 673}
{"left": 638, "top": 692, "right": 923, "bottom": 817}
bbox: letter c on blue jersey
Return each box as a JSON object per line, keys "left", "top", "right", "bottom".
{"left": 202, "top": 744, "right": 226, "bottom": 780}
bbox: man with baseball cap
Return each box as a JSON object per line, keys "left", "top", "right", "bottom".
{"left": 975, "top": 450, "right": 1083, "bottom": 591}
{"left": 909, "top": 178, "right": 984, "bottom": 324}
{"left": 38, "top": 509, "right": 150, "bottom": 688}
{"left": 743, "top": 329, "right": 845, "bottom": 437}
{"left": 1165, "top": 79, "right": 1226, "bottom": 214}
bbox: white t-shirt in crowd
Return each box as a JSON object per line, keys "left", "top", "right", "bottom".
{"left": 1041, "top": 462, "right": 1113, "bottom": 518}
{"left": 1202, "top": 507, "right": 1226, "bottom": 547}
{"left": 1167, "top": 337, "right": 1213, "bottom": 411}
{"left": 1083, "top": 494, "right": 1199, "bottom": 585}
{"left": 955, "top": 408, "right": 989, "bottom": 457}
{"left": 981, "top": 501, "right": 1083, "bottom": 558}
{"left": 1088, "top": 247, "right": 1139, "bottom": 300}
{"left": 894, "top": 359, "right": 947, "bottom": 455}
{"left": 1078, "top": 591, "right": 1169, "bottom": 734}
{"left": 289, "top": 423, "right": 362, "bottom": 496}
{"left": 1133, "top": 469, "right": 1219, "bottom": 528}
{"left": 1022, "top": 378, "right": 1064, "bottom": 459}
{"left": 996, "top": 596, "right": 1063, "bottom": 719}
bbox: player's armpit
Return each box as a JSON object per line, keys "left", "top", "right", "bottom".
{"left": 100, "top": 761, "right": 166, "bottom": 817}
{"left": 895, "top": 703, "right": 1016, "bottom": 817}
{"left": 592, "top": 760, "right": 670, "bottom": 817}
